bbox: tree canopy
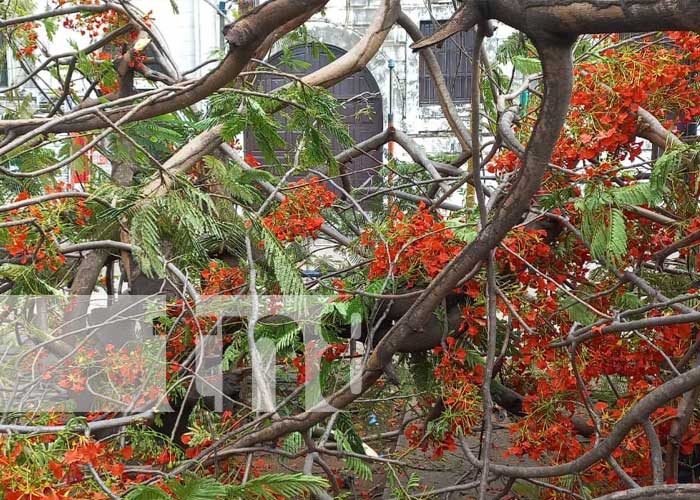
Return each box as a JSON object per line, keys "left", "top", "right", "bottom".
{"left": 1, "top": 0, "right": 700, "bottom": 499}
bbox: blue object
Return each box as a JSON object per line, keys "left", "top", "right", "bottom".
{"left": 301, "top": 270, "right": 323, "bottom": 278}
{"left": 519, "top": 89, "right": 530, "bottom": 116}
{"left": 368, "top": 413, "right": 379, "bottom": 426}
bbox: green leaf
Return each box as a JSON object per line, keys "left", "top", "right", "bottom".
{"left": 495, "top": 32, "right": 531, "bottom": 65}
{"left": 130, "top": 205, "right": 165, "bottom": 278}
{"left": 616, "top": 291, "right": 643, "bottom": 313}
{"left": 406, "top": 473, "right": 422, "bottom": 491}
{"left": 611, "top": 183, "right": 653, "bottom": 207}
{"left": 590, "top": 222, "right": 608, "bottom": 262}
{"left": 169, "top": 477, "right": 227, "bottom": 500}
{"left": 125, "top": 485, "right": 172, "bottom": 500}
{"left": 327, "top": 297, "right": 364, "bottom": 323}
{"left": 0, "top": 264, "right": 61, "bottom": 295}
{"left": 204, "top": 155, "right": 268, "bottom": 206}
{"left": 282, "top": 432, "right": 303, "bottom": 454}
{"left": 577, "top": 185, "right": 631, "bottom": 264}
{"left": 226, "top": 473, "right": 329, "bottom": 500}
{"left": 606, "top": 207, "right": 628, "bottom": 262}
{"left": 335, "top": 412, "right": 373, "bottom": 480}
{"left": 222, "top": 343, "right": 240, "bottom": 371}
{"left": 257, "top": 223, "right": 305, "bottom": 296}
{"left": 512, "top": 55, "right": 542, "bottom": 75}
{"left": 43, "top": 17, "right": 58, "bottom": 40}
{"left": 446, "top": 210, "right": 479, "bottom": 243}
{"left": 565, "top": 297, "right": 597, "bottom": 325}
{"left": 245, "top": 99, "right": 285, "bottom": 166}
{"left": 650, "top": 148, "right": 682, "bottom": 201}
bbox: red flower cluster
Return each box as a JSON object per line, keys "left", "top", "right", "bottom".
{"left": 487, "top": 149, "right": 520, "bottom": 175}
{"left": 244, "top": 151, "right": 261, "bottom": 167}
{"left": 263, "top": 177, "right": 336, "bottom": 241}
{"left": 489, "top": 32, "right": 700, "bottom": 181}
{"left": 0, "top": 435, "right": 134, "bottom": 499}
{"left": 290, "top": 341, "right": 347, "bottom": 386}
{"left": 472, "top": 36, "right": 700, "bottom": 494}
{"left": 200, "top": 261, "right": 246, "bottom": 295}
{"left": 677, "top": 216, "right": 700, "bottom": 271}
{"left": 56, "top": 0, "right": 133, "bottom": 40}
{"left": 15, "top": 23, "right": 38, "bottom": 59}
{"left": 1, "top": 187, "right": 90, "bottom": 271}
{"left": 496, "top": 227, "right": 554, "bottom": 285}
{"left": 362, "top": 203, "right": 463, "bottom": 286}
{"left": 404, "top": 337, "right": 483, "bottom": 458}
{"left": 128, "top": 49, "right": 147, "bottom": 70}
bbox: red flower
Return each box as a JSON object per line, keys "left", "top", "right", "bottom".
{"left": 244, "top": 152, "right": 261, "bottom": 168}
{"left": 64, "top": 441, "right": 103, "bottom": 465}
{"left": 263, "top": 177, "right": 336, "bottom": 241}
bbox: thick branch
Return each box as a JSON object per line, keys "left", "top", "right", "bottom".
{"left": 592, "top": 484, "right": 700, "bottom": 500}
{"left": 228, "top": 35, "right": 575, "bottom": 450}
{"left": 0, "top": 0, "right": 329, "bottom": 136}
{"left": 300, "top": 0, "right": 400, "bottom": 89}
{"left": 411, "top": 0, "right": 700, "bottom": 51}
{"left": 459, "top": 361, "right": 700, "bottom": 478}
{"left": 654, "top": 230, "right": 700, "bottom": 267}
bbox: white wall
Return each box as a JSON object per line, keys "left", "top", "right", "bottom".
{"left": 307, "top": 0, "right": 515, "bottom": 157}
{"left": 132, "top": 0, "right": 224, "bottom": 76}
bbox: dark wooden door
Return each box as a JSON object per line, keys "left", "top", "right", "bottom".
{"left": 244, "top": 44, "right": 383, "bottom": 190}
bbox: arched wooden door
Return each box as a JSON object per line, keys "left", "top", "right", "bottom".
{"left": 244, "top": 44, "right": 383, "bottom": 189}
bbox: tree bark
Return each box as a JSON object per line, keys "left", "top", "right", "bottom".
{"left": 228, "top": 35, "right": 576, "bottom": 450}
{"left": 592, "top": 484, "right": 700, "bottom": 500}
{"left": 412, "top": 0, "right": 700, "bottom": 51}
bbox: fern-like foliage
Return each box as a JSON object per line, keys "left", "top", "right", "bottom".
{"left": 126, "top": 477, "right": 225, "bottom": 500}
{"left": 578, "top": 190, "right": 630, "bottom": 265}
{"left": 496, "top": 32, "right": 532, "bottom": 66}
{"left": 0, "top": 263, "right": 61, "bottom": 295}
{"left": 282, "top": 431, "right": 303, "bottom": 454}
{"left": 130, "top": 203, "right": 165, "bottom": 277}
{"left": 279, "top": 83, "right": 353, "bottom": 172}
{"left": 606, "top": 207, "right": 628, "bottom": 262}
{"left": 244, "top": 99, "right": 287, "bottom": 166}
{"left": 202, "top": 93, "right": 284, "bottom": 168}
{"left": 226, "top": 473, "right": 328, "bottom": 500}
{"left": 169, "top": 478, "right": 227, "bottom": 500}
{"left": 652, "top": 144, "right": 700, "bottom": 218}
{"left": 203, "top": 155, "right": 273, "bottom": 207}
{"left": 576, "top": 144, "right": 699, "bottom": 264}
{"left": 126, "top": 473, "right": 328, "bottom": 500}
{"left": 335, "top": 412, "right": 373, "bottom": 481}
{"left": 202, "top": 79, "right": 351, "bottom": 174}
{"left": 127, "top": 173, "right": 246, "bottom": 278}
{"left": 256, "top": 222, "right": 305, "bottom": 296}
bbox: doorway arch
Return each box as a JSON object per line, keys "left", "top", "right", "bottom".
{"left": 244, "top": 44, "right": 384, "bottom": 189}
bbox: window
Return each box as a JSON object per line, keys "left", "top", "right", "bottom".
{"left": 419, "top": 20, "right": 474, "bottom": 105}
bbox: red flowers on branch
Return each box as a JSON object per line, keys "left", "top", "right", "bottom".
{"left": 16, "top": 23, "right": 39, "bottom": 59}
{"left": 201, "top": 261, "right": 246, "bottom": 295}
{"left": 362, "top": 203, "right": 463, "bottom": 286}
{"left": 263, "top": 177, "right": 336, "bottom": 241}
